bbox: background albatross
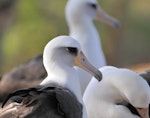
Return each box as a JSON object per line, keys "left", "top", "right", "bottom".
{"left": 0, "top": 36, "right": 102, "bottom": 118}
{"left": 66, "top": 0, "right": 120, "bottom": 94}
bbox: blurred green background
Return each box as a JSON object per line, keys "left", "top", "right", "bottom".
{"left": 0, "top": 0, "right": 150, "bottom": 75}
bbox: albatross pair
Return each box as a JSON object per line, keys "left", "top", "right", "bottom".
{"left": 1, "top": 0, "right": 150, "bottom": 118}
{"left": 0, "top": 36, "right": 102, "bottom": 118}
{"left": 0, "top": 36, "right": 149, "bottom": 118}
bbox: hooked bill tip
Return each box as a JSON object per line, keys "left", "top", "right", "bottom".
{"left": 94, "top": 70, "right": 102, "bottom": 82}
{"left": 113, "top": 20, "right": 121, "bottom": 29}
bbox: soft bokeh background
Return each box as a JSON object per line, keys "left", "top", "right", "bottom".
{"left": 0, "top": 0, "right": 150, "bottom": 75}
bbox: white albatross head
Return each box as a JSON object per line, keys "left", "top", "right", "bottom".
{"left": 66, "top": 0, "right": 120, "bottom": 28}
{"left": 83, "top": 66, "right": 150, "bottom": 118}
{"left": 41, "top": 36, "right": 102, "bottom": 83}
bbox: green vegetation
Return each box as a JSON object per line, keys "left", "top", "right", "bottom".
{"left": 1, "top": 0, "right": 150, "bottom": 74}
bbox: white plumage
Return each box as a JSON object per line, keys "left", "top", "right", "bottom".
{"left": 83, "top": 66, "right": 150, "bottom": 118}
{"left": 66, "top": 0, "right": 119, "bottom": 94}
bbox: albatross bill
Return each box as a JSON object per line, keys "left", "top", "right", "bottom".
{"left": 74, "top": 51, "right": 102, "bottom": 81}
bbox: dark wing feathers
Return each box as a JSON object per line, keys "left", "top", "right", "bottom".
{"left": 139, "top": 70, "right": 150, "bottom": 85}
{"left": 0, "top": 85, "right": 82, "bottom": 118}
{"left": 139, "top": 70, "right": 150, "bottom": 116}
{"left": 55, "top": 88, "right": 82, "bottom": 118}
{"left": 1, "top": 87, "right": 40, "bottom": 108}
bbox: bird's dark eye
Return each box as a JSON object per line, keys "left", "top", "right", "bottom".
{"left": 66, "top": 47, "right": 78, "bottom": 55}
{"left": 90, "top": 3, "right": 97, "bottom": 9}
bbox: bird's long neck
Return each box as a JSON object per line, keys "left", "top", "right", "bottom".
{"left": 68, "top": 18, "right": 106, "bottom": 68}
{"left": 41, "top": 65, "right": 81, "bottom": 98}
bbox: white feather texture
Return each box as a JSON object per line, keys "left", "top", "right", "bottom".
{"left": 83, "top": 66, "right": 150, "bottom": 118}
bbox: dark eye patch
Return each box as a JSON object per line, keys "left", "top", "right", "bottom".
{"left": 90, "top": 3, "right": 97, "bottom": 9}
{"left": 66, "top": 47, "right": 78, "bottom": 55}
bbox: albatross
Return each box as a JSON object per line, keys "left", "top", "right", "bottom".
{"left": 0, "top": 0, "right": 119, "bottom": 99}
{"left": 83, "top": 66, "right": 150, "bottom": 118}
{"left": 0, "top": 36, "right": 102, "bottom": 118}
{"left": 66, "top": 0, "right": 120, "bottom": 94}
